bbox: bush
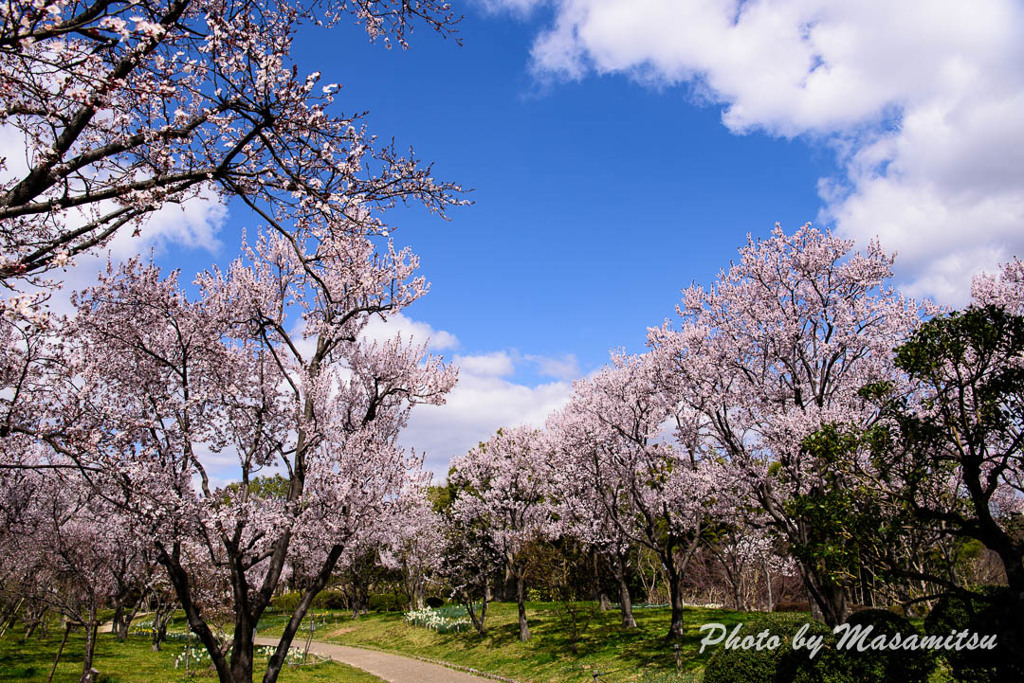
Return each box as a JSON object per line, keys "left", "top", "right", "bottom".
{"left": 270, "top": 591, "right": 301, "bottom": 614}
{"left": 925, "top": 586, "right": 1024, "bottom": 683}
{"left": 368, "top": 592, "right": 406, "bottom": 612}
{"left": 703, "top": 613, "right": 814, "bottom": 683}
{"left": 425, "top": 596, "right": 444, "bottom": 608}
{"left": 312, "top": 590, "right": 346, "bottom": 610}
{"left": 702, "top": 613, "right": 862, "bottom": 683}
{"left": 774, "top": 618, "right": 854, "bottom": 683}
{"left": 833, "top": 609, "right": 933, "bottom": 683}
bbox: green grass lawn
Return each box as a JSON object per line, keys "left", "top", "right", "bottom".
{"left": 0, "top": 628, "right": 383, "bottom": 683}
{"left": 259, "top": 602, "right": 755, "bottom": 683}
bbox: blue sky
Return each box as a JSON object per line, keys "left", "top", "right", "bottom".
{"left": 52, "top": 0, "right": 1024, "bottom": 475}
{"left": 287, "top": 5, "right": 831, "bottom": 369}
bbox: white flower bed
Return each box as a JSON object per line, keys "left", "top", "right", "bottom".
{"left": 404, "top": 607, "right": 470, "bottom": 634}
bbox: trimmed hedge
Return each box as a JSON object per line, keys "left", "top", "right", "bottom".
{"left": 703, "top": 613, "right": 839, "bottom": 683}
{"left": 368, "top": 592, "right": 407, "bottom": 612}
{"left": 703, "top": 609, "right": 941, "bottom": 683}
{"left": 831, "top": 609, "right": 933, "bottom": 683}
{"left": 268, "top": 588, "right": 348, "bottom": 613}
{"left": 774, "top": 618, "right": 854, "bottom": 683}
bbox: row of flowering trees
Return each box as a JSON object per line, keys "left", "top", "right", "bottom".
{"left": 0, "top": 0, "right": 466, "bottom": 681}
{"left": 441, "top": 225, "right": 1023, "bottom": 653}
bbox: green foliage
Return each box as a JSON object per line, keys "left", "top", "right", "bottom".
{"left": 270, "top": 589, "right": 352, "bottom": 614}
{"left": 367, "top": 592, "right": 407, "bottom": 612}
{"left": 925, "top": 586, "right": 1024, "bottom": 683}
{"left": 774, "top": 618, "right": 853, "bottom": 683}
{"left": 783, "top": 424, "right": 889, "bottom": 597}
{"left": 702, "top": 613, "right": 816, "bottom": 683}
{"left": 839, "top": 609, "right": 934, "bottom": 683}
{"left": 222, "top": 474, "right": 290, "bottom": 503}
{"left": 314, "top": 590, "right": 347, "bottom": 610}
{"left": 271, "top": 591, "right": 301, "bottom": 614}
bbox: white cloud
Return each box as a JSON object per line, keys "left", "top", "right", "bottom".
{"left": 526, "top": 352, "right": 580, "bottom": 380}
{"left": 400, "top": 348, "right": 581, "bottom": 474}
{"left": 402, "top": 369, "right": 574, "bottom": 475}
{"left": 452, "top": 350, "right": 515, "bottom": 377}
{"left": 361, "top": 312, "right": 460, "bottom": 351}
{"left": 487, "top": 0, "right": 1024, "bottom": 303}
{"left": 39, "top": 190, "right": 227, "bottom": 315}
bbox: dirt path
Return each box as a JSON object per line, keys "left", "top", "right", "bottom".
{"left": 253, "top": 636, "right": 502, "bottom": 683}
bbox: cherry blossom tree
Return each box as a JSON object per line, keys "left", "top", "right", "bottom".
{"left": 45, "top": 206, "right": 456, "bottom": 683}
{"left": 545, "top": 381, "right": 641, "bottom": 628}
{"left": 448, "top": 426, "right": 550, "bottom": 642}
{"left": 0, "top": 463, "right": 136, "bottom": 683}
{"left": 436, "top": 501, "right": 502, "bottom": 636}
{"left": 548, "top": 352, "right": 736, "bottom": 639}
{"left": 0, "top": 0, "right": 462, "bottom": 283}
{"left": 650, "top": 224, "right": 920, "bottom": 626}
{"left": 380, "top": 486, "right": 443, "bottom": 610}
{"left": 709, "top": 522, "right": 795, "bottom": 612}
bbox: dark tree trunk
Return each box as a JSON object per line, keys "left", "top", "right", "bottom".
{"left": 799, "top": 563, "right": 848, "bottom": 627}
{"left": 515, "top": 573, "right": 530, "bottom": 642}
{"left": 609, "top": 554, "right": 636, "bottom": 628}
{"left": 666, "top": 568, "right": 686, "bottom": 640}
{"left": 262, "top": 544, "right": 344, "bottom": 683}
{"left": 463, "top": 591, "right": 488, "bottom": 636}
{"left": 110, "top": 601, "right": 125, "bottom": 642}
{"left": 117, "top": 593, "right": 147, "bottom": 643}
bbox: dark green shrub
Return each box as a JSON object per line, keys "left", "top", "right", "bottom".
{"left": 312, "top": 590, "right": 346, "bottom": 610}
{"left": 925, "top": 586, "right": 1024, "bottom": 683}
{"left": 774, "top": 618, "right": 854, "bottom": 683}
{"left": 425, "top": 596, "right": 444, "bottom": 608}
{"left": 834, "top": 609, "right": 933, "bottom": 683}
{"left": 368, "top": 592, "right": 406, "bottom": 612}
{"left": 270, "top": 591, "right": 300, "bottom": 613}
{"left": 702, "top": 613, "right": 814, "bottom": 683}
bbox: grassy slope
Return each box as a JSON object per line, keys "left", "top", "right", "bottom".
{"left": 0, "top": 629, "right": 383, "bottom": 683}
{"left": 262, "top": 602, "right": 753, "bottom": 683}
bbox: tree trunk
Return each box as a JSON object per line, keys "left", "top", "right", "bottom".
{"left": 617, "top": 577, "right": 637, "bottom": 628}
{"left": 800, "top": 564, "right": 848, "bottom": 627}
{"left": 515, "top": 574, "right": 530, "bottom": 642}
{"left": 666, "top": 568, "right": 685, "bottom": 640}
{"left": 463, "top": 592, "right": 488, "bottom": 635}
{"left": 111, "top": 601, "right": 125, "bottom": 642}
{"left": 118, "top": 592, "right": 148, "bottom": 642}
{"left": 0, "top": 598, "right": 23, "bottom": 637}
{"left": 150, "top": 599, "right": 173, "bottom": 652}
{"left": 609, "top": 554, "right": 636, "bottom": 628}
{"left": 228, "top": 618, "right": 255, "bottom": 683}
{"left": 48, "top": 622, "right": 71, "bottom": 683}
{"left": 262, "top": 544, "right": 344, "bottom": 683}
{"left": 78, "top": 606, "right": 98, "bottom": 683}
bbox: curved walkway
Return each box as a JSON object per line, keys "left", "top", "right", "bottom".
{"left": 253, "top": 636, "right": 499, "bottom": 683}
